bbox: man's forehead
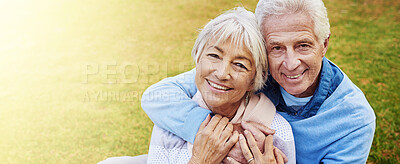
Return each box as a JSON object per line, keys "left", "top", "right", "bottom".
{"left": 262, "top": 13, "right": 314, "bottom": 33}
{"left": 267, "top": 36, "right": 315, "bottom": 45}
{"left": 261, "top": 13, "right": 317, "bottom": 42}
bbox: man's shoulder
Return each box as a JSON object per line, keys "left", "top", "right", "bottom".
{"left": 319, "top": 74, "right": 375, "bottom": 123}
{"left": 323, "top": 58, "right": 371, "bottom": 110}
{"left": 326, "top": 74, "right": 370, "bottom": 107}
{"left": 315, "top": 59, "right": 375, "bottom": 125}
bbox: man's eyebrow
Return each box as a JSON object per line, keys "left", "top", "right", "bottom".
{"left": 296, "top": 38, "right": 314, "bottom": 45}
{"left": 268, "top": 40, "right": 281, "bottom": 46}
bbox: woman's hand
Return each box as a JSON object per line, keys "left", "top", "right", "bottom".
{"left": 189, "top": 114, "right": 239, "bottom": 164}
{"left": 227, "top": 130, "right": 285, "bottom": 164}
{"left": 224, "top": 122, "right": 272, "bottom": 163}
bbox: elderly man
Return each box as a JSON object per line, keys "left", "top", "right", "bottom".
{"left": 141, "top": 0, "right": 375, "bottom": 163}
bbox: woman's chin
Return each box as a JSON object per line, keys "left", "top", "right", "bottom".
{"left": 204, "top": 99, "right": 228, "bottom": 109}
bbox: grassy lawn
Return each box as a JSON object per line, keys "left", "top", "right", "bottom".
{"left": 0, "top": 0, "right": 398, "bottom": 163}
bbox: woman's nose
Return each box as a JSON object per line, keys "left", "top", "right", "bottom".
{"left": 215, "top": 63, "right": 231, "bottom": 80}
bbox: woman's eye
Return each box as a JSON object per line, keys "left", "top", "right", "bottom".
{"left": 207, "top": 54, "right": 219, "bottom": 59}
{"left": 234, "top": 63, "right": 248, "bottom": 70}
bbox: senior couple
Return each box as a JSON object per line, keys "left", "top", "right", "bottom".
{"left": 100, "top": 0, "right": 376, "bottom": 163}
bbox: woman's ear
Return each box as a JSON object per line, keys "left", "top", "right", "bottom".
{"left": 247, "top": 80, "right": 255, "bottom": 91}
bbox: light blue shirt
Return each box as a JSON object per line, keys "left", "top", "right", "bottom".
{"left": 280, "top": 86, "right": 312, "bottom": 111}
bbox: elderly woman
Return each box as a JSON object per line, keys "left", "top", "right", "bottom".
{"left": 146, "top": 7, "right": 295, "bottom": 164}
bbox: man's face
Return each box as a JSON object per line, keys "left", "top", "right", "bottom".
{"left": 262, "top": 12, "right": 328, "bottom": 97}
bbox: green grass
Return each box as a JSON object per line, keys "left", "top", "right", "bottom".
{"left": 0, "top": 0, "right": 398, "bottom": 163}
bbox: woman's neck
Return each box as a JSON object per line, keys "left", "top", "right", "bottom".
{"left": 206, "top": 100, "right": 243, "bottom": 120}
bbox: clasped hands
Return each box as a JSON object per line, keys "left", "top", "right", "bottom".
{"left": 189, "top": 114, "right": 287, "bottom": 164}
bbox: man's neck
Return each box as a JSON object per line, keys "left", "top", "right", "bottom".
{"left": 280, "top": 86, "right": 312, "bottom": 109}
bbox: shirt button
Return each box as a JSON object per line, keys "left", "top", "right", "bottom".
{"left": 294, "top": 112, "right": 297, "bottom": 115}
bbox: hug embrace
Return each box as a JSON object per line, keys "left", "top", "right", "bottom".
{"left": 100, "top": 0, "right": 375, "bottom": 163}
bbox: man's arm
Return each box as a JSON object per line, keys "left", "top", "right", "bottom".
{"left": 141, "top": 68, "right": 211, "bottom": 143}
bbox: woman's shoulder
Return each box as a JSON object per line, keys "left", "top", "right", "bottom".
{"left": 270, "top": 113, "right": 294, "bottom": 142}
{"left": 270, "top": 113, "right": 296, "bottom": 163}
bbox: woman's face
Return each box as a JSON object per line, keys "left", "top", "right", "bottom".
{"left": 195, "top": 39, "right": 256, "bottom": 118}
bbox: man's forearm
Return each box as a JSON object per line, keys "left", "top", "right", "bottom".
{"left": 141, "top": 69, "right": 211, "bottom": 143}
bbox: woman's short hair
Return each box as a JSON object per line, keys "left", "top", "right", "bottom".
{"left": 255, "top": 0, "right": 330, "bottom": 44}
{"left": 192, "top": 7, "right": 268, "bottom": 92}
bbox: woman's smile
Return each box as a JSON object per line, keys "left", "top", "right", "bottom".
{"left": 195, "top": 39, "right": 256, "bottom": 116}
{"left": 207, "top": 79, "right": 232, "bottom": 91}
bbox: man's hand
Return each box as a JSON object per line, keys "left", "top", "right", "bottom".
{"left": 227, "top": 131, "right": 285, "bottom": 164}
{"left": 224, "top": 122, "right": 275, "bottom": 163}
{"left": 241, "top": 121, "right": 274, "bottom": 153}
{"left": 224, "top": 142, "right": 247, "bottom": 163}
{"left": 223, "top": 124, "right": 247, "bottom": 163}
{"left": 241, "top": 121, "right": 288, "bottom": 163}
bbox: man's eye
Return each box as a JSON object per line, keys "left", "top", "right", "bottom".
{"left": 272, "top": 46, "right": 281, "bottom": 51}
{"left": 298, "top": 44, "right": 311, "bottom": 51}
{"left": 300, "top": 44, "right": 310, "bottom": 48}
{"left": 234, "top": 63, "right": 248, "bottom": 71}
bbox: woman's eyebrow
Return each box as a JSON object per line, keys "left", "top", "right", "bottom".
{"left": 235, "top": 56, "right": 252, "bottom": 64}
{"left": 210, "top": 46, "right": 224, "bottom": 53}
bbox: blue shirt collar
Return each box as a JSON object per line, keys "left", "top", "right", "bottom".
{"left": 280, "top": 86, "right": 312, "bottom": 108}
{"left": 261, "top": 57, "right": 344, "bottom": 117}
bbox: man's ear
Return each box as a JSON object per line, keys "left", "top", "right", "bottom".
{"left": 322, "top": 33, "right": 331, "bottom": 57}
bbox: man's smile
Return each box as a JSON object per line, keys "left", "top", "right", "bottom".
{"left": 284, "top": 69, "right": 308, "bottom": 79}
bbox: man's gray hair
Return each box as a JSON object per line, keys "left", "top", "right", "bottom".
{"left": 255, "top": 0, "right": 330, "bottom": 43}
{"left": 192, "top": 7, "right": 268, "bottom": 92}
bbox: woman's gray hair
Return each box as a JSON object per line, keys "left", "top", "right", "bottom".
{"left": 255, "top": 0, "right": 330, "bottom": 44}
{"left": 192, "top": 7, "right": 268, "bottom": 92}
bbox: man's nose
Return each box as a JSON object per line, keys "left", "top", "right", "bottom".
{"left": 283, "top": 48, "right": 301, "bottom": 71}
{"left": 215, "top": 62, "right": 232, "bottom": 80}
